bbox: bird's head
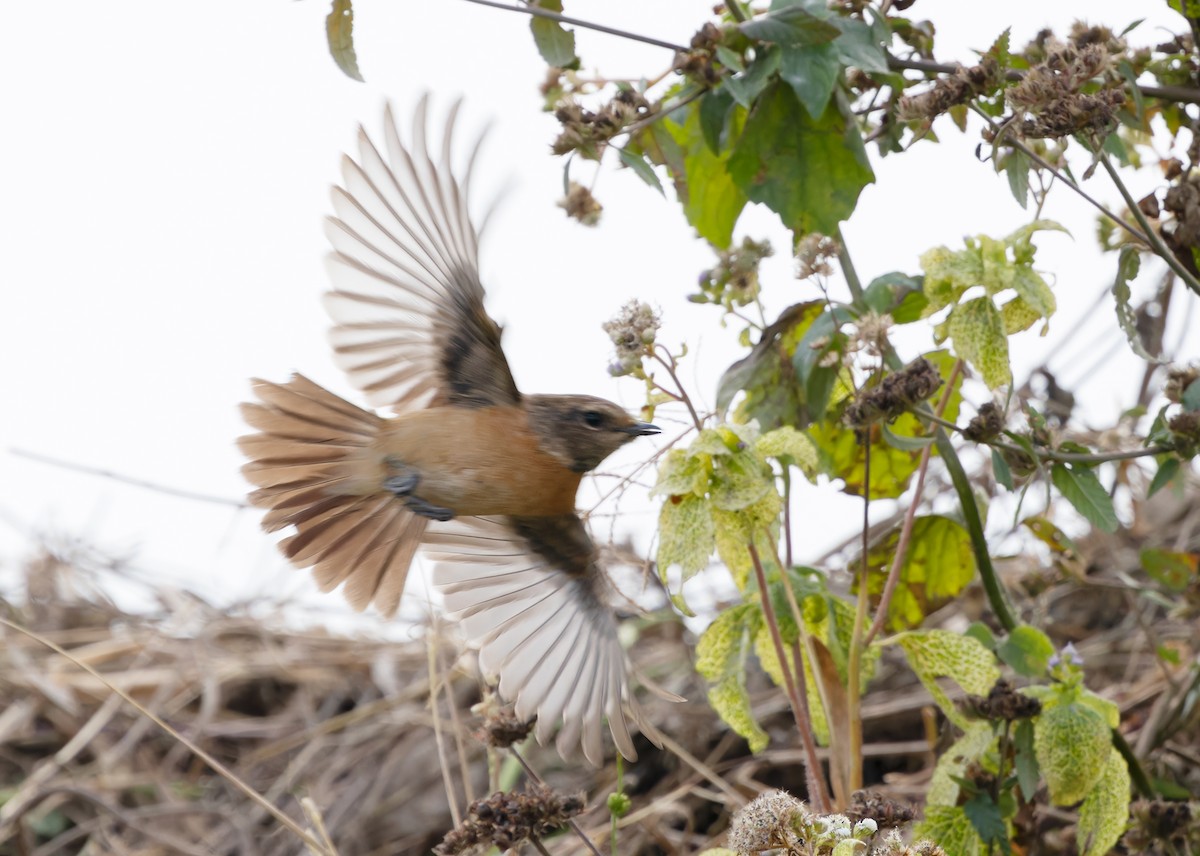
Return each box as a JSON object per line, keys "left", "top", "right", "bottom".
{"left": 524, "top": 394, "right": 660, "bottom": 474}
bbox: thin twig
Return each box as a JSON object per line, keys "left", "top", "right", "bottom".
{"left": 426, "top": 629, "right": 463, "bottom": 828}
{"left": 455, "top": 0, "right": 689, "bottom": 52}
{"left": 845, "top": 426, "right": 873, "bottom": 795}
{"left": 917, "top": 411, "right": 1172, "bottom": 463}
{"left": 864, "top": 360, "right": 964, "bottom": 647}
{"left": 10, "top": 448, "right": 249, "bottom": 508}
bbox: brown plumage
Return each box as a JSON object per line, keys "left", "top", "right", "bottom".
{"left": 238, "top": 97, "right": 662, "bottom": 765}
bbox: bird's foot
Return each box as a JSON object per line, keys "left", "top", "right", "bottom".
{"left": 383, "top": 457, "right": 421, "bottom": 496}
{"left": 403, "top": 496, "right": 456, "bottom": 522}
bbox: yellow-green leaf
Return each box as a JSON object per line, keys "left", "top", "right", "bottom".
{"left": 756, "top": 426, "right": 819, "bottom": 477}
{"left": 926, "top": 723, "right": 999, "bottom": 806}
{"left": 897, "top": 630, "right": 1001, "bottom": 729}
{"left": 709, "top": 674, "right": 769, "bottom": 752}
{"left": 864, "top": 515, "right": 977, "bottom": 631}
{"left": 656, "top": 494, "right": 715, "bottom": 580}
{"left": 665, "top": 99, "right": 748, "bottom": 249}
{"left": 1034, "top": 701, "right": 1112, "bottom": 805}
{"left": 915, "top": 806, "right": 987, "bottom": 856}
{"left": 325, "top": 0, "right": 364, "bottom": 82}
{"left": 1078, "top": 749, "right": 1131, "bottom": 856}
{"left": 947, "top": 296, "right": 1011, "bottom": 389}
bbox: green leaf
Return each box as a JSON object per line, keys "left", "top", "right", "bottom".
{"left": 1078, "top": 750, "right": 1131, "bottom": 856}
{"left": 996, "top": 624, "right": 1055, "bottom": 677}
{"left": 1184, "top": 376, "right": 1200, "bottom": 412}
{"left": 864, "top": 516, "right": 977, "bottom": 631}
{"left": 325, "top": 0, "right": 364, "bottom": 82}
{"left": 756, "top": 426, "right": 819, "bottom": 475}
{"left": 991, "top": 448, "right": 1014, "bottom": 490}
{"left": 1035, "top": 701, "right": 1112, "bottom": 805}
{"left": 1010, "top": 266, "right": 1055, "bottom": 319}
{"left": 880, "top": 423, "right": 936, "bottom": 451}
{"left": 697, "top": 605, "right": 770, "bottom": 752}
{"left": 724, "top": 47, "right": 782, "bottom": 108}
{"left": 656, "top": 494, "right": 715, "bottom": 580}
{"left": 917, "top": 806, "right": 987, "bottom": 856}
{"left": 699, "top": 89, "right": 735, "bottom": 153}
{"left": 739, "top": 5, "right": 840, "bottom": 46}
{"left": 1014, "top": 720, "right": 1040, "bottom": 801}
{"left": 925, "top": 723, "right": 998, "bottom": 806}
{"left": 1140, "top": 547, "right": 1198, "bottom": 593}
{"left": 863, "top": 272, "right": 922, "bottom": 315}
{"left": 728, "top": 82, "right": 874, "bottom": 237}
{"left": 947, "top": 296, "right": 1011, "bottom": 389}
{"left": 1004, "top": 147, "right": 1031, "bottom": 209}
{"left": 653, "top": 447, "right": 710, "bottom": 498}
{"left": 1147, "top": 457, "right": 1181, "bottom": 498}
{"left": 780, "top": 42, "right": 840, "bottom": 118}
{"left": 962, "top": 793, "right": 1009, "bottom": 854}
{"left": 714, "top": 44, "right": 746, "bottom": 73}
{"left": 1112, "top": 246, "right": 1156, "bottom": 361}
{"left": 709, "top": 673, "right": 770, "bottom": 752}
{"left": 666, "top": 101, "right": 748, "bottom": 248}
{"left": 712, "top": 448, "right": 775, "bottom": 511}
{"left": 1050, "top": 463, "right": 1119, "bottom": 533}
{"left": 617, "top": 147, "right": 664, "bottom": 196}
{"left": 528, "top": 0, "right": 578, "bottom": 68}
{"left": 833, "top": 16, "right": 889, "bottom": 73}
{"left": 898, "top": 630, "right": 1001, "bottom": 729}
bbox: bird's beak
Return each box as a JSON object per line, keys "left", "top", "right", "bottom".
{"left": 621, "top": 421, "right": 661, "bottom": 437}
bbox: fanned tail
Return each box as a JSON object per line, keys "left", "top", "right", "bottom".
{"left": 238, "top": 373, "right": 426, "bottom": 616}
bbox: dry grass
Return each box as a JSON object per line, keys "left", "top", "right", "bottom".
{"left": 1, "top": 474, "right": 1198, "bottom": 855}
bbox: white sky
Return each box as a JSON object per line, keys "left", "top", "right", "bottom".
{"left": 0, "top": 1, "right": 1190, "bottom": 628}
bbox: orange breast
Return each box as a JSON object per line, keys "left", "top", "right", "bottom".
{"left": 370, "top": 406, "right": 582, "bottom": 517}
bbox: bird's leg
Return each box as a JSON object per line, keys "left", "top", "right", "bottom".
{"left": 383, "top": 457, "right": 456, "bottom": 522}
{"left": 383, "top": 456, "right": 421, "bottom": 496}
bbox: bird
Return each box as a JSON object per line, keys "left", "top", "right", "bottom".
{"left": 237, "top": 96, "right": 663, "bottom": 766}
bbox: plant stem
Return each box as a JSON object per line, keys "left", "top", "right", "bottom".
{"left": 917, "top": 411, "right": 1172, "bottom": 463}
{"left": 846, "top": 428, "right": 873, "bottom": 795}
{"left": 1099, "top": 153, "right": 1200, "bottom": 298}
{"left": 455, "top": 0, "right": 690, "bottom": 52}
{"left": 1112, "top": 729, "right": 1155, "bottom": 799}
{"left": 653, "top": 348, "right": 704, "bottom": 430}
{"left": 749, "top": 542, "right": 830, "bottom": 806}
{"left": 865, "top": 360, "right": 963, "bottom": 647}
{"left": 835, "top": 227, "right": 867, "bottom": 304}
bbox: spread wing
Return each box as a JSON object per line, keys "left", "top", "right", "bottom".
{"left": 424, "top": 515, "right": 656, "bottom": 766}
{"left": 323, "top": 96, "right": 520, "bottom": 412}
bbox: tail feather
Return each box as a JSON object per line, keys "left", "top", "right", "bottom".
{"left": 238, "top": 373, "right": 426, "bottom": 617}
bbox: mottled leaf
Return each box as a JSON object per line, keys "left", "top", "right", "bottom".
{"left": 864, "top": 515, "right": 976, "bottom": 631}
{"left": 1078, "top": 750, "right": 1131, "bottom": 856}
{"left": 657, "top": 494, "right": 715, "bottom": 580}
{"left": 898, "top": 630, "right": 1001, "bottom": 729}
{"left": 326, "top": 0, "right": 364, "bottom": 82}
{"left": 947, "top": 296, "right": 1011, "bottom": 389}
{"left": 1035, "top": 701, "right": 1112, "bottom": 805}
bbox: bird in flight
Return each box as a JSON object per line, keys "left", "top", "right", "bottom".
{"left": 238, "top": 96, "right": 662, "bottom": 765}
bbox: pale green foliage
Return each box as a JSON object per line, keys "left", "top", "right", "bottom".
{"left": 696, "top": 605, "right": 769, "bottom": 752}
{"left": 1034, "top": 699, "right": 1113, "bottom": 805}
{"left": 897, "top": 630, "right": 1001, "bottom": 729}
{"left": 925, "top": 723, "right": 997, "bottom": 806}
{"left": 753, "top": 622, "right": 830, "bottom": 744}
{"left": 920, "top": 220, "right": 1064, "bottom": 389}
{"left": 756, "top": 426, "right": 819, "bottom": 477}
{"left": 916, "top": 806, "right": 986, "bottom": 856}
{"left": 1078, "top": 749, "right": 1131, "bottom": 856}
{"left": 656, "top": 494, "right": 715, "bottom": 581}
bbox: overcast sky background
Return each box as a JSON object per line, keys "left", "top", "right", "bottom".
{"left": 0, "top": 1, "right": 1191, "bottom": 633}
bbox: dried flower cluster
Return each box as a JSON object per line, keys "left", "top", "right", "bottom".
{"left": 795, "top": 233, "right": 838, "bottom": 280}
{"left": 435, "top": 786, "right": 585, "bottom": 855}
{"left": 694, "top": 237, "right": 774, "bottom": 309}
{"left": 1004, "top": 43, "right": 1123, "bottom": 140}
{"left": 475, "top": 707, "right": 534, "bottom": 749}
{"left": 843, "top": 358, "right": 943, "bottom": 428}
{"left": 1168, "top": 412, "right": 1200, "bottom": 458}
{"left": 846, "top": 790, "right": 917, "bottom": 830}
{"left": 551, "top": 89, "right": 651, "bottom": 159}
{"left": 1124, "top": 799, "right": 1198, "bottom": 855}
{"left": 604, "top": 299, "right": 661, "bottom": 377}
{"left": 558, "top": 181, "right": 603, "bottom": 226}
{"left": 1165, "top": 364, "right": 1200, "bottom": 405}
{"left": 674, "top": 22, "right": 724, "bottom": 87}
{"left": 727, "top": 790, "right": 883, "bottom": 855}
{"left": 963, "top": 402, "right": 1004, "bottom": 443}
{"left": 897, "top": 59, "right": 1001, "bottom": 123}
{"left": 875, "top": 830, "right": 947, "bottom": 856}
{"left": 961, "top": 678, "right": 1043, "bottom": 722}
{"left": 1163, "top": 179, "right": 1200, "bottom": 266}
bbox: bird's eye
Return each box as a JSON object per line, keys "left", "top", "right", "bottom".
{"left": 583, "top": 410, "right": 604, "bottom": 428}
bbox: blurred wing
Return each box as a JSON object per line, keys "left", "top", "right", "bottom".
{"left": 425, "top": 515, "right": 654, "bottom": 766}
{"left": 323, "top": 96, "right": 520, "bottom": 412}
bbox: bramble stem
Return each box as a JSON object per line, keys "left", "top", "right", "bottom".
{"left": 455, "top": 0, "right": 689, "bottom": 52}
{"left": 917, "top": 411, "right": 1171, "bottom": 463}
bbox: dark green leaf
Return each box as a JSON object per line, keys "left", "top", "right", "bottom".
{"left": 715, "top": 44, "right": 746, "bottom": 73}
{"left": 1148, "top": 457, "right": 1180, "bottom": 497}
{"left": 728, "top": 82, "right": 874, "bottom": 236}
{"left": 1005, "top": 148, "right": 1030, "bottom": 209}
{"left": 699, "top": 89, "right": 735, "bottom": 154}
{"left": 717, "top": 301, "right": 823, "bottom": 426}
{"left": 963, "top": 793, "right": 1009, "bottom": 853}
{"left": 992, "top": 448, "right": 1014, "bottom": 490}
{"left": 1184, "top": 377, "right": 1200, "bottom": 412}
{"left": 1014, "top": 720, "right": 1040, "bottom": 801}
{"left": 881, "top": 423, "right": 936, "bottom": 451}
{"left": 529, "top": 0, "right": 578, "bottom": 68}
{"left": 1140, "top": 547, "right": 1198, "bottom": 592}
{"left": 965, "top": 621, "right": 996, "bottom": 650}
{"left": 617, "top": 147, "right": 664, "bottom": 195}
{"left": 833, "top": 16, "right": 889, "bottom": 73}
{"left": 863, "top": 271, "right": 922, "bottom": 315}
{"left": 326, "top": 0, "right": 364, "bottom": 82}
{"left": 739, "top": 5, "right": 840, "bottom": 46}
{"left": 725, "top": 47, "right": 782, "bottom": 108}
{"left": 1050, "top": 463, "right": 1119, "bottom": 533}
{"left": 1113, "top": 246, "right": 1156, "bottom": 361}
{"left": 996, "top": 624, "right": 1054, "bottom": 677}
{"left": 780, "top": 43, "right": 840, "bottom": 118}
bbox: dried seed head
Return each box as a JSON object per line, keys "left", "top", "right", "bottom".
{"left": 558, "top": 181, "right": 602, "bottom": 226}
{"left": 728, "top": 790, "right": 810, "bottom": 854}
{"left": 843, "top": 358, "right": 943, "bottom": 428}
{"left": 435, "top": 785, "right": 585, "bottom": 855}
{"left": 963, "top": 402, "right": 1005, "bottom": 442}
{"left": 796, "top": 233, "right": 838, "bottom": 279}
{"left": 960, "top": 678, "right": 1043, "bottom": 721}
